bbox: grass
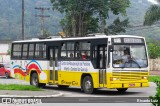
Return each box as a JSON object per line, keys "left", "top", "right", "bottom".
{"left": 0, "top": 84, "right": 42, "bottom": 91}
{"left": 149, "top": 76, "right": 160, "bottom": 82}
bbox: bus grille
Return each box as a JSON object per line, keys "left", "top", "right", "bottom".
{"left": 112, "top": 71, "right": 148, "bottom": 81}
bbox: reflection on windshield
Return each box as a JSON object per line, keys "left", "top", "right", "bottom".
{"left": 113, "top": 45, "right": 148, "bottom": 68}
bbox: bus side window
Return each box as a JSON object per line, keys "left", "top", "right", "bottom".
{"left": 28, "top": 44, "right": 34, "bottom": 59}
{"left": 76, "top": 42, "right": 90, "bottom": 60}
{"left": 61, "top": 43, "right": 67, "bottom": 58}
{"left": 92, "top": 46, "right": 97, "bottom": 68}
{"left": 22, "top": 44, "right": 28, "bottom": 59}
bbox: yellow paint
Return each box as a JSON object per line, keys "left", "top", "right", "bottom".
{"left": 39, "top": 70, "right": 49, "bottom": 83}
{"left": 13, "top": 69, "right": 149, "bottom": 90}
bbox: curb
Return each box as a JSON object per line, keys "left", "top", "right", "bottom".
{"left": 0, "top": 92, "right": 63, "bottom": 98}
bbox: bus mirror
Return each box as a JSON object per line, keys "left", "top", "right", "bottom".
{"left": 109, "top": 45, "right": 114, "bottom": 52}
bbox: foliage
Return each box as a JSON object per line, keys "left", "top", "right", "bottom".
{"left": 1, "top": 0, "right": 160, "bottom": 40}
{"left": 7, "top": 49, "right": 10, "bottom": 55}
{"left": 144, "top": 5, "right": 160, "bottom": 26}
{"left": 106, "top": 17, "right": 129, "bottom": 35}
{"left": 50, "top": 0, "right": 130, "bottom": 37}
{"left": 149, "top": 76, "right": 160, "bottom": 82}
{"left": 43, "top": 30, "right": 50, "bottom": 38}
{"left": 0, "top": 84, "right": 42, "bottom": 91}
{"left": 149, "top": 81, "right": 160, "bottom": 106}
{"left": 147, "top": 41, "right": 160, "bottom": 59}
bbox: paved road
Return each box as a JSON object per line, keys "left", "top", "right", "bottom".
{"left": 0, "top": 77, "right": 157, "bottom": 105}
{"left": 44, "top": 83, "right": 156, "bottom": 97}
{"left": 0, "top": 77, "right": 29, "bottom": 85}
{"left": 0, "top": 77, "right": 157, "bottom": 97}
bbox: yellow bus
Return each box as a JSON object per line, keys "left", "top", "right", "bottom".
{"left": 10, "top": 34, "right": 149, "bottom": 94}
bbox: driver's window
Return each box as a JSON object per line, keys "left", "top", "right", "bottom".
{"left": 113, "top": 45, "right": 130, "bottom": 68}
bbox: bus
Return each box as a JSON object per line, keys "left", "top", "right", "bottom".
{"left": 10, "top": 34, "right": 149, "bottom": 94}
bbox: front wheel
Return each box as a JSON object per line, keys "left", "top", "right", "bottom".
{"left": 117, "top": 88, "right": 128, "bottom": 93}
{"left": 82, "top": 76, "right": 94, "bottom": 94}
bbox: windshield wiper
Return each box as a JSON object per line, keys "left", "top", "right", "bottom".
{"left": 121, "top": 57, "right": 141, "bottom": 68}
{"left": 130, "top": 57, "right": 141, "bottom": 68}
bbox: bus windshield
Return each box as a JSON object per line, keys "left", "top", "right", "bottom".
{"left": 112, "top": 45, "right": 148, "bottom": 68}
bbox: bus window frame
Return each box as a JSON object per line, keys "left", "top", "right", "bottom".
{"left": 112, "top": 43, "right": 148, "bottom": 68}
{"left": 59, "top": 41, "right": 91, "bottom": 61}
{"left": 12, "top": 43, "right": 22, "bottom": 59}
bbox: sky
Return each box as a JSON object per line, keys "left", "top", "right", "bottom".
{"left": 148, "top": 0, "right": 159, "bottom": 4}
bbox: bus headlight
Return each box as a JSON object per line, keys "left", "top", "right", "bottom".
{"left": 142, "top": 76, "right": 147, "bottom": 79}
{"left": 110, "top": 77, "right": 119, "bottom": 81}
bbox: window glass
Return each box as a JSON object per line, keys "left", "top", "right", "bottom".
{"left": 12, "top": 44, "right": 22, "bottom": 58}
{"left": 75, "top": 42, "right": 90, "bottom": 60}
{"left": 28, "top": 44, "right": 34, "bottom": 58}
{"left": 112, "top": 45, "right": 148, "bottom": 68}
{"left": 22, "top": 44, "right": 28, "bottom": 59}
{"left": 61, "top": 42, "right": 74, "bottom": 58}
{"left": 35, "top": 43, "right": 46, "bottom": 59}
{"left": 61, "top": 43, "right": 67, "bottom": 58}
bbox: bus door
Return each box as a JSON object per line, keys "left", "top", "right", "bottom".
{"left": 49, "top": 47, "right": 58, "bottom": 84}
{"left": 97, "top": 45, "right": 107, "bottom": 87}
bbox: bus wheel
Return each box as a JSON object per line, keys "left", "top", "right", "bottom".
{"left": 39, "top": 83, "right": 46, "bottom": 88}
{"left": 30, "top": 73, "right": 39, "bottom": 87}
{"left": 57, "top": 85, "right": 69, "bottom": 88}
{"left": 82, "top": 76, "right": 94, "bottom": 94}
{"left": 117, "top": 88, "right": 128, "bottom": 93}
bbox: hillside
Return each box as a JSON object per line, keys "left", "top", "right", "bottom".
{"left": 0, "top": 0, "right": 63, "bottom": 40}
{"left": 0, "top": 0, "right": 158, "bottom": 40}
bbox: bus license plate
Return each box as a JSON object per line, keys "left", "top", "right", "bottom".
{"left": 129, "top": 83, "right": 135, "bottom": 87}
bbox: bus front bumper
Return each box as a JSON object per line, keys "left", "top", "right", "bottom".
{"left": 108, "top": 82, "right": 149, "bottom": 89}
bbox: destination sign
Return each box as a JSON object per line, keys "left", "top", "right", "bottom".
{"left": 124, "top": 38, "right": 143, "bottom": 43}
{"left": 113, "top": 38, "right": 143, "bottom": 43}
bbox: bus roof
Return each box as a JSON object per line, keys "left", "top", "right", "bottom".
{"left": 12, "top": 35, "right": 145, "bottom": 43}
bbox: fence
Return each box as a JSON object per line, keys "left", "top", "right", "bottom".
{"left": 149, "top": 59, "right": 160, "bottom": 71}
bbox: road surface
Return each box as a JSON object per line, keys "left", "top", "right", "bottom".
{"left": 0, "top": 77, "right": 157, "bottom": 105}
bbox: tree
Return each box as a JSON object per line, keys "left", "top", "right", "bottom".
{"left": 144, "top": 3, "right": 160, "bottom": 26}
{"left": 50, "top": 0, "right": 130, "bottom": 37}
{"left": 106, "top": 17, "right": 129, "bottom": 35}
{"left": 147, "top": 42, "right": 160, "bottom": 59}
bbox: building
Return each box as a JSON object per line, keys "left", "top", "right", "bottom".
{"left": 0, "top": 40, "right": 11, "bottom": 63}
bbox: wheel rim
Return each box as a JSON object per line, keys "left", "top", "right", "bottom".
{"left": 33, "top": 77, "right": 38, "bottom": 86}
{"left": 85, "top": 80, "right": 92, "bottom": 91}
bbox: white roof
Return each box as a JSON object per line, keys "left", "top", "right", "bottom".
{"left": 12, "top": 35, "right": 145, "bottom": 43}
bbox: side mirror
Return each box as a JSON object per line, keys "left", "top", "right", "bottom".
{"left": 109, "top": 45, "right": 114, "bottom": 52}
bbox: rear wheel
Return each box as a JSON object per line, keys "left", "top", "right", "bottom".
{"left": 30, "top": 73, "right": 39, "bottom": 87}
{"left": 5, "top": 72, "right": 10, "bottom": 79}
{"left": 117, "top": 88, "right": 128, "bottom": 93}
{"left": 82, "top": 76, "right": 94, "bottom": 94}
{"left": 39, "top": 83, "right": 46, "bottom": 88}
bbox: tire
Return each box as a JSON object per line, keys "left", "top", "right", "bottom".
{"left": 117, "top": 88, "right": 128, "bottom": 93}
{"left": 82, "top": 76, "right": 94, "bottom": 94}
{"left": 39, "top": 83, "right": 46, "bottom": 88}
{"left": 30, "top": 73, "right": 39, "bottom": 87}
{"left": 5, "top": 72, "right": 10, "bottom": 79}
{"left": 57, "top": 85, "right": 69, "bottom": 88}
